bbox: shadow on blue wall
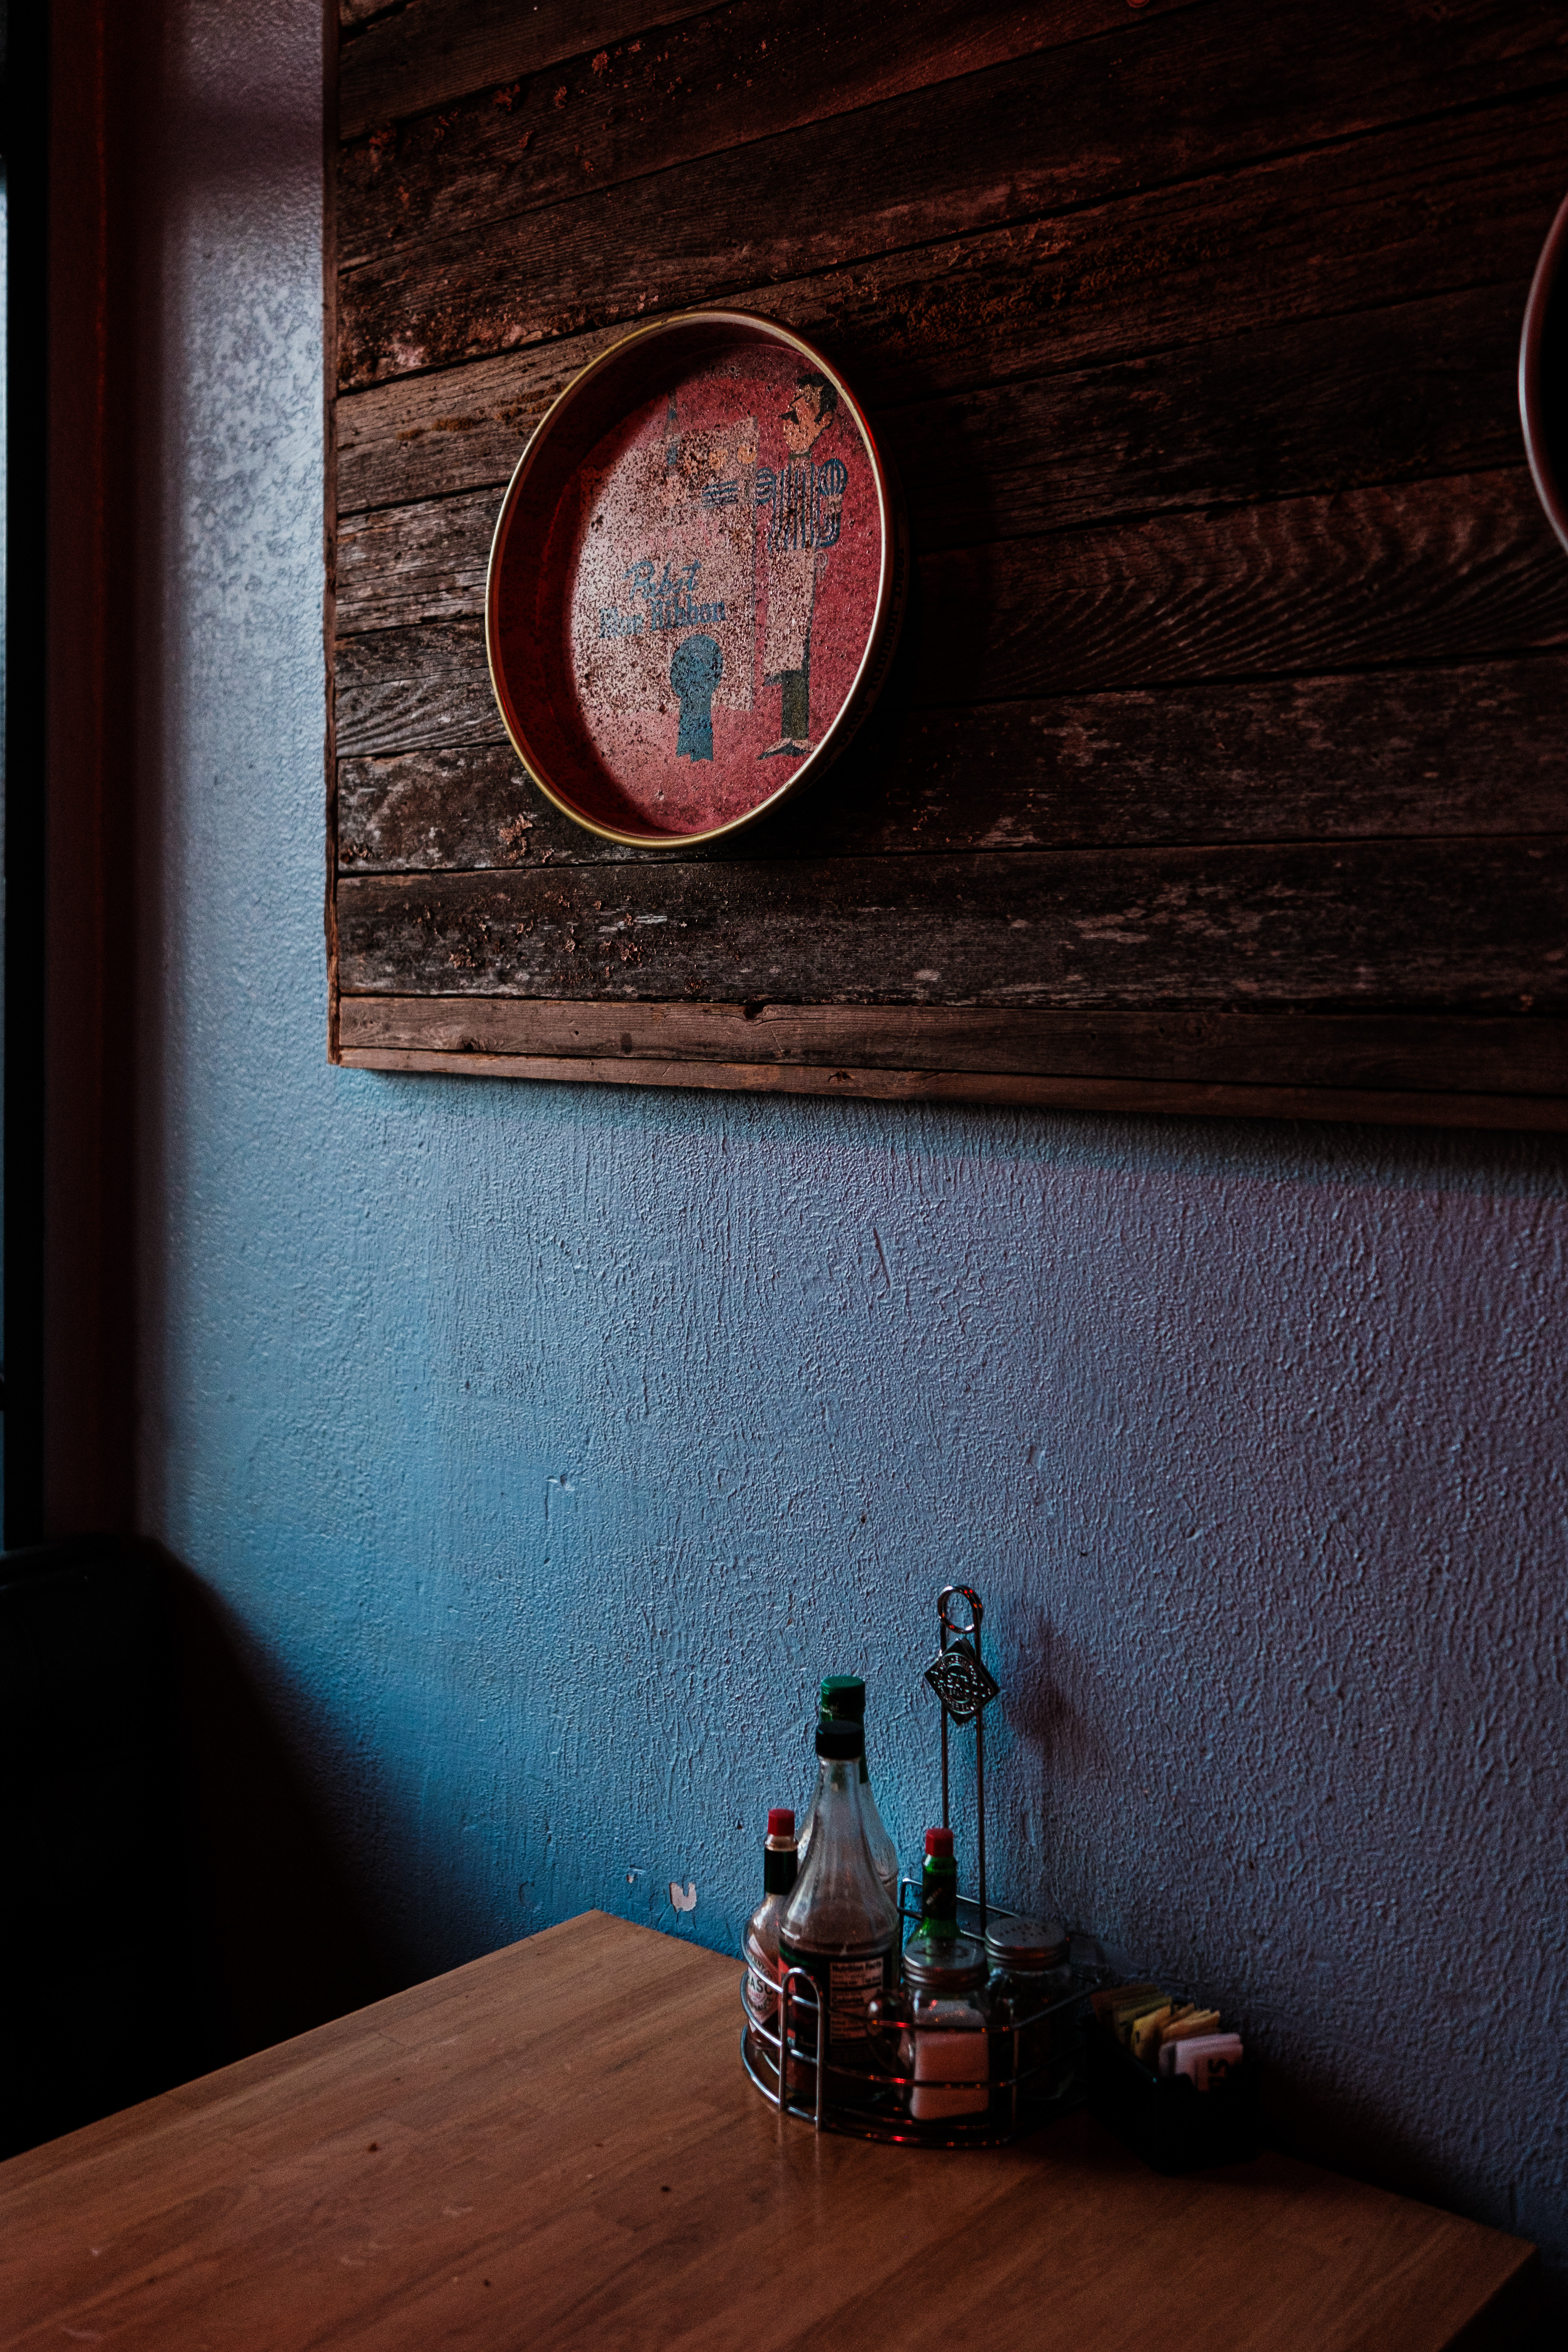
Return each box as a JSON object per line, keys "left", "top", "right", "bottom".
{"left": 0, "top": 1536, "right": 392, "bottom": 2155}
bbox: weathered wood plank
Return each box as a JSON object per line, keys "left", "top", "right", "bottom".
{"left": 336, "top": 97, "right": 1568, "bottom": 512}
{"left": 335, "top": 1045, "right": 1568, "bottom": 1132}
{"left": 336, "top": 2, "right": 1568, "bottom": 386}
{"left": 896, "top": 286, "right": 1523, "bottom": 555}
{"left": 340, "top": 741, "right": 532, "bottom": 868}
{"left": 337, "top": 995, "right": 1568, "bottom": 1097}
{"left": 335, "top": 620, "right": 500, "bottom": 756}
{"left": 941, "top": 471, "right": 1568, "bottom": 708}
{"left": 335, "top": 661, "right": 1568, "bottom": 873}
{"left": 331, "top": 472, "right": 1568, "bottom": 754}
{"left": 341, "top": 0, "right": 715, "bottom": 141}
{"left": 338, "top": 487, "right": 500, "bottom": 634}
{"left": 335, "top": 1047, "right": 1568, "bottom": 1132}
{"left": 334, "top": 841, "right": 1568, "bottom": 1009}
{"left": 334, "top": 286, "right": 1523, "bottom": 635}
{"left": 340, "top": 0, "right": 1182, "bottom": 261}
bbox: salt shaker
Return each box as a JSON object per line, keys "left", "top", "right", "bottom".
{"left": 985, "top": 1915, "right": 1071, "bottom": 2113}
{"left": 899, "top": 1932, "right": 991, "bottom": 2120}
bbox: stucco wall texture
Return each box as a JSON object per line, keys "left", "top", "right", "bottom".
{"left": 137, "top": 0, "right": 1565, "bottom": 2305}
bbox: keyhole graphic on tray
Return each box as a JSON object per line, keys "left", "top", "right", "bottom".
{"left": 670, "top": 633, "right": 722, "bottom": 761}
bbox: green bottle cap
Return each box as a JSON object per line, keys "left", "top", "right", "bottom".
{"left": 819, "top": 1675, "right": 867, "bottom": 1722}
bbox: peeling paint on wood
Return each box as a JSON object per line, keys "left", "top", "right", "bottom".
{"left": 334, "top": 663, "right": 1568, "bottom": 873}
{"left": 335, "top": 842, "right": 1568, "bottom": 1011}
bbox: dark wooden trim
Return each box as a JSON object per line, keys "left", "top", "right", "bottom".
{"left": 337, "top": 1042, "right": 1568, "bottom": 1134}
{"left": 325, "top": 0, "right": 344, "bottom": 1062}
{"left": 35, "top": 0, "right": 142, "bottom": 1537}
{"left": 5, "top": 0, "right": 53, "bottom": 1538}
{"left": 338, "top": 996, "right": 1568, "bottom": 1098}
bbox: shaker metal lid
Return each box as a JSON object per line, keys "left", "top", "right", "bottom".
{"left": 902, "top": 1932, "right": 987, "bottom": 1991}
{"left": 983, "top": 1916, "right": 1070, "bottom": 1968}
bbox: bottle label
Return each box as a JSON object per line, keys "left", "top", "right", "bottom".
{"left": 778, "top": 1943, "right": 892, "bottom": 2049}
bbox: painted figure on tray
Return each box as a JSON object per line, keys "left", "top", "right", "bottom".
{"left": 756, "top": 374, "right": 849, "bottom": 758}
{"left": 671, "top": 632, "right": 722, "bottom": 760}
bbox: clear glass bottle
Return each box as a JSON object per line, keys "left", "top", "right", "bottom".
{"left": 984, "top": 1915, "right": 1072, "bottom": 2115}
{"left": 795, "top": 1674, "right": 900, "bottom": 1902}
{"left": 779, "top": 1720, "right": 899, "bottom": 2103}
{"left": 742, "top": 1808, "right": 799, "bottom": 2029}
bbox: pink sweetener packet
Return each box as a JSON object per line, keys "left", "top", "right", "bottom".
{"left": 1165, "top": 2032, "right": 1243, "bottom": 2090}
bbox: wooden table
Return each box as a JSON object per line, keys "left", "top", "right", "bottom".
{"left": 1, "top": 1913, "right": 1537, "bottom": 2349}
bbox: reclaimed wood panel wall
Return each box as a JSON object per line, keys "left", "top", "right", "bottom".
{"left": 329, "top": 0, "right": 1568, "bottom": 1127}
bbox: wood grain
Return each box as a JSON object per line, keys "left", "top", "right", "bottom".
{"left": 332, "top": 472, "right": 1568, "bottom": 755}
{"left": 337, "top": 1047, "right": 1568, "bottom": 1132}
{"left": 336, "top": 620, "right": 500, "bottom": 757}
{"left": 327, "top": 0, "right": 1568, "bottom": 1120}
{"left": 336, "top": 1, "right": 1568, "bottom": 386}
{"left": 334, "top": 285, "right": 1524, "bottom": 636}
{"left": 336, "top": 662, "right": 1568, "bottom": 873}
{"left": 338, "top": 997, "right": 1568, "bottom": 1096}
{"left": 335, "top": 96, "right": 1568, "bottom": 513}
{"left": 0, "top": 1912, "right": 1538, "bottom": 2350}
{"left": 341, "top": 0, "right": 715, "bottom": 140}
{"left": 338, "top": 487, "right": 500, "bottom": 635}
{"left": 889, "top": 285, "right": 1523, "bottom": 555}
{"left": 338, "top": 0, "right": 1186, "bottom": 260}
{"left": 334, "top": 841, "right": 1568, "bottom": 1010}
{"left": 937, "top": 472, "right": 1568, "bottom": 705}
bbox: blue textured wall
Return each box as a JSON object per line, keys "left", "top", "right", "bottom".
{"left": 139, "top": 0, "right": 1565, "bottom": 2301}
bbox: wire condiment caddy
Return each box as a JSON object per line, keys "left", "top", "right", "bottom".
{"left": 740, "top": 1583, "right": 1114, "bottom": 2147}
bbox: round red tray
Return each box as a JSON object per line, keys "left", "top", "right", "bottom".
{"left": 485, "top": 310, "right": 908, "bottom": 846}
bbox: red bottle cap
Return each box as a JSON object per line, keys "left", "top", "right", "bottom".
{"left": 924, "top": 1826, "right": 954, "bottom": 1858}
{"left": 768, "top": 1808, "right": 796, "bottom": 1839}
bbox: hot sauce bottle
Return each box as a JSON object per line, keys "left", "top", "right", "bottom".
{"left": 918, "top": 1825, "right": 959, "bottom": 1942}
{"left": 742, "top": 1808, "right": 800, "bottom": 2026}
